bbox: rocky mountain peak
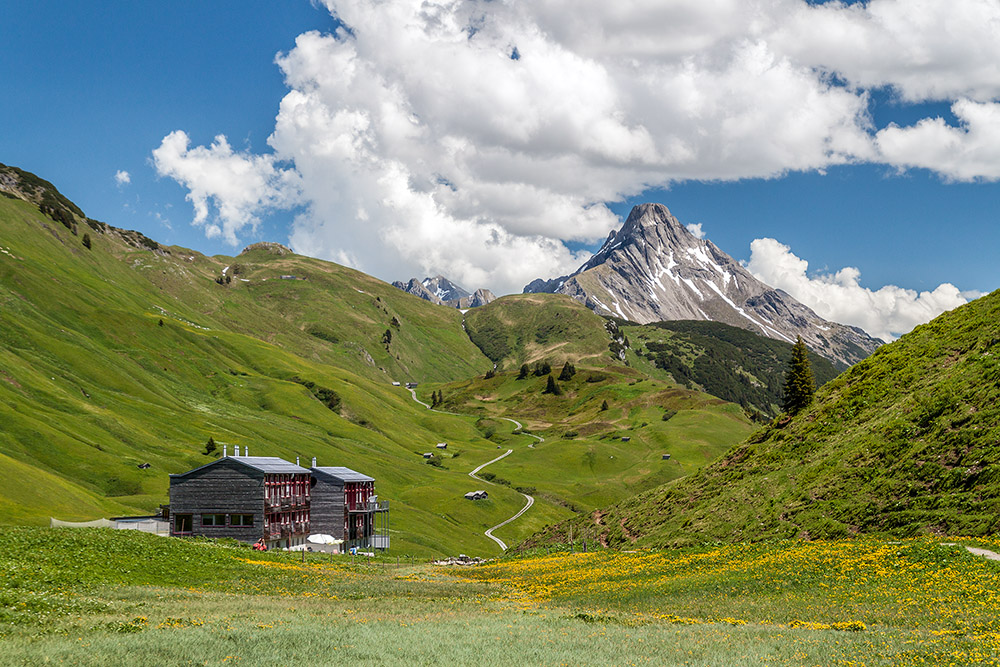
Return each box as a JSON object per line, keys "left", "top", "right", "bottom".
{"left": 393, "top": 275, "right": 496, "bottom": 310}
{"left": 524, "top": 203, "right": 882, "bottom": 367}
{"left": 421, "top": 275, "right": 470, "bottom": 303}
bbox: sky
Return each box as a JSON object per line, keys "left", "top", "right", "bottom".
{"left": 3, "top": 0, "right": 999, "bottom": 341}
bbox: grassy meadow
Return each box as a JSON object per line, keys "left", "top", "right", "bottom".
{"left": 3, "top": 527, "right": 1000, "bottom": 666}
{"left": 423, "top": 365, "right": 753, "bottom": 521}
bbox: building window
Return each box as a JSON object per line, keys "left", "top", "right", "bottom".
{"left": 202, "top": 514, "right": 227, "bottom": 527}
{"left": 174, "top": 514, "right": 192, "bottom": 534}
{"left": 231, "top": 514, "right": 254, "bottom": 526}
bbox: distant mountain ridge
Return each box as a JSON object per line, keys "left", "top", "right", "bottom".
{"left": 393, "top": 275, "right": 496, "bottom": 309}
{"left": 525, "top": 203, "right": 881, "bottom": 367}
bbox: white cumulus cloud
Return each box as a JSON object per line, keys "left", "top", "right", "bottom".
{"left": 114, "top": 170, "right": 131, "bottom": 186}
{"left": 771, "top": 0, "right": 1000, "bottom": 103}
{"left": 153, "top": 0, "right": 1000, "bottom": 293}
{"left": 877, "top": 100, "right": 1000, "bottom": 181}
{"left": 151, "top": 130, "right": 302, "bottom": 245}
{"left": 686, "top": 223, "right": 706, "bottom": 240}
{"left": 746, "top": 237, "right": 978, "bottom": 341}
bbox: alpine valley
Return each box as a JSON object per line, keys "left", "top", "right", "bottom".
{"left": 5, "top": 161, "right": 1000, "bottom": 666}
{"left": 2, "top": 160, "right": 992, "bottom": 561}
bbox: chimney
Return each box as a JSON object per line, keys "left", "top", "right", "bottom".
{"left": 296, "top": 456, "right": 300, "bottom": 466}
{"left": 311, "top": 456, "right": 317, "bottom": 468}
{"left": 223, "top": 444, "right": 228, "bottom": 457}
{"left": 245, "top": 446, "right": 249, "bottom": 457}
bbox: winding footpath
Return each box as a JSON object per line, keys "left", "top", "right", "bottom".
{"left": 407, "top": 387, "right": 536, "bottom": 550}
{"left": 467, "top": 450, "right": 535, "bottom": 550}
{"left": 497, "top": 416, "right": 544, "bottom": 448}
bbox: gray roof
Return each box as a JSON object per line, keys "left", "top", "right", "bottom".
{"left": 311, "top": 466, "right": 374, "bottom": 483}
{"left": 170, "top": 455, "right": 309, "bottom": 478}
{"left": 231, "top": 456, "right": 310, "bottom": 474}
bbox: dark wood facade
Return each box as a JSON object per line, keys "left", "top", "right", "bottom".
{"left": 310, "top": 466, "right": 389, "bottom": 550}
{"left": 169, "top": 456, "right": 311, "bottom": 549}
{"left": 169, "top": 457, "right": 387, "bottom": 550}
{"left": 309, "top": 473, "right": 346, "bottom": 539}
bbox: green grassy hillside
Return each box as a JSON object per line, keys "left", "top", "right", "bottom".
{"left": 536, "top": 290, "right": 1000, "bottom": 548}
{"left": 623, "top": 319, "right": 841, "bottom": 417}
{"left": 423, "top": 365, "right": 754, "bottom": 513}
{"left": 0, "top": 178, "right": 562, "bottom": 555}
{"left": 463, "top": 293, "right": 614, "bottom": 370}
{"left": 0, "top": 165, "right": 759, "bottom": 556}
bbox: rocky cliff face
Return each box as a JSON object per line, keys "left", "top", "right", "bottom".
{"left": 393, "top": 275, "right": 496, "bottom": 310}
{"left": 525, "top": 203, "right": 881, "bottom": 367}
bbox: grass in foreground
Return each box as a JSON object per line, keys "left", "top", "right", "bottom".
{"left": 3, "top": 528, "right": 1000, "bottom": 666}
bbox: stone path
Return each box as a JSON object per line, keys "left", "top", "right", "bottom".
{"left": 966, "top": 546, "right": 1000, "bottom": 561}
{"left": 940, "top": 543, "right": 1000, "bottom": 561}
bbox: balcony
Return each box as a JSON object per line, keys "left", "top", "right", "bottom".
{"left": 346, "top": 500, "right": 390, "bottom": 513}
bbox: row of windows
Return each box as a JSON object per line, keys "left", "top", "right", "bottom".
{"left": 264, "top": 510, "right": 307, "bottom": 528}
{"left": 201, "top": 514, "right": 254, "bottom": 527}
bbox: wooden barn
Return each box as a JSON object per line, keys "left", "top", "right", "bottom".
{"left": 168, "top": 451, "right": 312, "bottom": 550}
{"left": 310, "top": 464, "right": 390, "bottom": 550}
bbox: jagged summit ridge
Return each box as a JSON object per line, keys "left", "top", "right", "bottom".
{"left": 393, "top": 275, "right": 496, "bottom": 310}
{"left": 525, "top": 203, "right": 881, "bottom": 367}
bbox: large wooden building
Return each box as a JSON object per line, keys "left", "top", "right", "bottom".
{"left": 310, "top": 466, "right": 390, "bottom": 550}
{"left": 168, "top": 452, "right": 387, "bottom": 551}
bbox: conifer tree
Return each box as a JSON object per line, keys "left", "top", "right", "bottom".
{"left": 543, "top": 375, "right": 562, "bottom": 396}
{"left": 203, "top": 437, "right": 216, "bottom": 455}
{"left": 600, "top": 399, "right": 609, "bottom": 411}
{"left": 517, "top": 364, "right": 529, "bottom": 380}
{"left": 782, "top": 336, "right": 815, "bottom": 415}
{"left": 558, "top": 361, "right": 576, "bottom": 381}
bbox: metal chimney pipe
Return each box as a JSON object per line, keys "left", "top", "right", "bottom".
{"left": 245, "top": 446, "right": 248, "bottom": 457}
{"left": 223, "top": 444, "right": 228, "bottom": 457}
{"left": 296, "top": 456, "right": 300, "bottom": 466}
{"left": 311, "top": 456, "right": 317, "bottom": 468}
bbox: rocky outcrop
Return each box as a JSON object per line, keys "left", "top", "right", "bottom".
{"left": 525, "top": 203, "right": 881, "bottom": 367}
{"left": 240, "top": 242, "right": 292, "bottom": 256}
{"left": 393, "top": 276, "right": 496, "bottom": 310}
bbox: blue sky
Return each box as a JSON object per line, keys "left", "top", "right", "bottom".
{"left": 3, "top": 1, "right": 999, "bottom": 340}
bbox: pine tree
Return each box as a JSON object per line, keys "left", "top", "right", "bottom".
{"left": 600, "top": 399, "right": 609, "bottom": 411}
{"left": 517, "top": 364, "right": 529, "bottom": 380}
{"left": 203, "top": 437, "right": 217, "bottom": 455}
{"left": 485, "top": 368, "right": 496, "bottom": 379}
{"left": 558, "top": 361, "right": 576, "bottom": 381}
{"left": 782, "top": 336, "right": 815, "bottom": 415}
{"left": 543, "top": 375, "right": 562, "bottom": 396}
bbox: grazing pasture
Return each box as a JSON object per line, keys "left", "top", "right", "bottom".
{"left": 3, "top": 528, "right": 1000, "bottom": 665}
